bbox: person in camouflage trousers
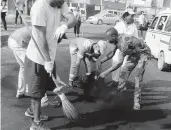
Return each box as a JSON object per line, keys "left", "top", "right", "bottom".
{"left": 99, "top": 27, "right": 151, "bottom": 110}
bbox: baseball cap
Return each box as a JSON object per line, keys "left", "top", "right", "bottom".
{"left": 125, "top": 8, "right": 135, "bottom": 15}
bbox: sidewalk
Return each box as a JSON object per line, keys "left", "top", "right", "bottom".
{"left": 1, "top": 14, "right": 108, "bottom": 46}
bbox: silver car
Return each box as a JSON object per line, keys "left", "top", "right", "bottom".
{"left": 87, "top": 13, "right": 120, "bottom": 25}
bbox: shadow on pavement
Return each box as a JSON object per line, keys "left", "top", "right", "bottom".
{"left": 52, "top": 109, "right": 166, "bottom": 129}
{"left": 141, "top": 80, "right": 171, "bottom": 108}
{"left": 51, "top": 78, "right": 170, "bottom": 130}
{"left": 162, "top": 123, "right": 171, "bottom": 129}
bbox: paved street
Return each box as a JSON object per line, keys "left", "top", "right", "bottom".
{"left": 1, "top": 23, "right": 171, "bottom": 130}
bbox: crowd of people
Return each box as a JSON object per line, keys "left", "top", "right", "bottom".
{"left": 7, "top": 0, "right": 152, "bottom": 130}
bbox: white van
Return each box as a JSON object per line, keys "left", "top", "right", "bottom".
{"left": 105, "top": 9, "right": 124, "bottom": 17}
{"left": 145, "top": 8, "right": 171, "bottom": 71}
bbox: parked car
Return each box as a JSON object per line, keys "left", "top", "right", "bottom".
{"left": 145, "top": 8, "right": 171, "bottom": 71}
{"left": 86, "top": 12, "right": 120, "bottom": 25}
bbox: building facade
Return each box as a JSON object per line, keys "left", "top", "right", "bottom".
{"left": 7, "top": 0, "right": 35, "bottom": 14}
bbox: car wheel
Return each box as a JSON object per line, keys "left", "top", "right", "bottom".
{"left": 97, "top": 19, "right": 103, "bottom": 25}
{"left": 158, "top": 51, "right": 168, "bottom": 71}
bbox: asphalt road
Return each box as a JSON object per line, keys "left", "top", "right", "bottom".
{"left": 1, "top": 24, "right": 171, "bottom": 130}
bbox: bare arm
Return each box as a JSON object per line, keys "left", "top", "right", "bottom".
{"left": 100, "top": 51, "right": 124, "bottom": 78}
{"left": 101, "top": 45, "right": 117, "bottom": 64}
{"left": 33, "top": 25, "right": 51, "bottom": 62}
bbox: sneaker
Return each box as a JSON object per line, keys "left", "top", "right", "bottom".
{"left": 25, "top": 108, "right": 48, "bottom": 121}
{"left": 30, "top": 121, "right": 51, "bottom": 130}
{"left": 16, "top": 94, "right": 24, "bottom": 99}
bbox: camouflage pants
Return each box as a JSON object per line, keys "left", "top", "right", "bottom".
{"left": 118, "top": 54, "right": 149, "bottom": 108}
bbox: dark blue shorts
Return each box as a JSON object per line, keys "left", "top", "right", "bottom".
{"left": 24, "top": 56, "right": 56, "bottom": 98}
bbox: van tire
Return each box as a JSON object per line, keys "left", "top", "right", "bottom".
{"left": 97, "top": 20, "right": 103, "bottom": 25}
{"left": 158, "top": 51, "right": 168, "bottom": 71}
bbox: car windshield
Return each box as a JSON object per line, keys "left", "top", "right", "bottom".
{"left": 165, "top": 15, "right": 171, "bottom": 32}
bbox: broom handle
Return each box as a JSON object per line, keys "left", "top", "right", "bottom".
{"left": 13, "top": 0, "right": 62, "bottom": 88}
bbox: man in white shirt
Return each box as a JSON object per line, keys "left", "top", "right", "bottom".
{"left": 73, "top": 6, "right": 82, "bottom": 37}
{"left": 1, "top": 0, "right": 7, "bottom": 30}
{"left": 138, "top": 11, "right": 145, "bottom": 37}
{"left": 15, "top": 0, "right": 25, "bottom": 25}
{"left": 8, "top": 27, "right": 64, "bottom": 123}
{"left": 111, "top": 9, "right": 138, "bottom": 86}
{"left": 24, "top": 0, "right": 76, "bottom": 130}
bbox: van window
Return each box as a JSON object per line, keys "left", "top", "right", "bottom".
{"left": 81, "top": 10, "right": 85, "bottom": 15}
{"left": 157, "top": 16, "right": 167, "bottom": 30}
{"left": 165, "top": 15, "right": 171, "bottom": 32}
{"left": 108, "top": 11, "right": 113, "bottom": 14}
{"left": 111, "top": 14, "right": 116, "bottom": 17}
{"left": 105, "top": 14, "right": 110, "bottom": 17}
{"left": 149, "top": 17, "right": 158, "bottom": 29}
{"left": 114, "top": 12, "right": 117, "bottom": 15}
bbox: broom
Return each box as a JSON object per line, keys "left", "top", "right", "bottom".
{"left": 13, "top": 1, "right": 80, "bottom": 121}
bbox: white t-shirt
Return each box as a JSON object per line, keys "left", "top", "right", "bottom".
{"left": 73, "top": 10, "right": 81, "bottom": 21}
{"left": 16, "top": 0, "right": 24, "bottom": 11}
{"left": 10, "top": 27, "right": 31, "bottom": 48}
{"left": 71, "top": 38, "right": 94, "bottom": 59}
{"left": 138, "top": 14, "right": 145, "bottom": 25}
{"left": 114, "top": 21, "right": 138, "bottom": 38}
{"left": 0, "top": 0, "right": 7, "bottom": 12}
{"left": 113, "top": 20, "right": 138, "bottom": 64}
{"left": 26, "top": 0, "right": 70, "bottom": 65}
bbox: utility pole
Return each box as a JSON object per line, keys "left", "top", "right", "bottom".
{"left": 101, "top": 0, "right": 103, "bottom": 11}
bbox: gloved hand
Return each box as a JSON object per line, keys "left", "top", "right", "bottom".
{"left": 44, "top": 61, "right": 53, "bottom": 76}
{"left": 55, "top": 24, "right": 68, "bottom": 42}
